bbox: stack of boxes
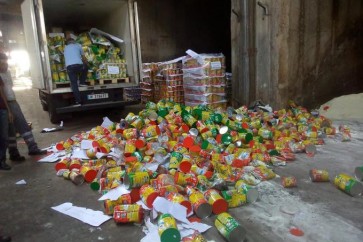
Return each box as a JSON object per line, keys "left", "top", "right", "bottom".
{"left": 154, "top": 61, "right": 184, "bottom": 103}
{"left": 182, "top": 53, "right": 227, "bottom": 109}
{"left": 48, "top": 33, "right": 68, "bottom": 83}
{"left": 140, "top": 63, "right": 158, "bottom": 103}
{"left": 48, "top": 31, "right": 128, "bottom": 85}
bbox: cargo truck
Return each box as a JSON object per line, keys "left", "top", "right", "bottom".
{"left": 21, "top": 0, "right": 141, "bottom": 123}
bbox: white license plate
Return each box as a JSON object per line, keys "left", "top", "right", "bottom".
{"left": 87, "top": 93, "right": 109, "bottom": 100}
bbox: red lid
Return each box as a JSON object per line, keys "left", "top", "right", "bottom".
{"left": 92, "top": 141, "right": 100, "bottom": 148}
{"left": 242, "top": 122, "right": 249, "bottom": 129}
{"left": 179, "top": 161, "right": 192, "bottom": 173}
{"left": 204, "top": 171, "right": 214, "bottom": 179}
{"left": 183, "top": 137, "right": 194, "bottom": 148}
{"left": 125, "top": 156, "right": 137, "bottom": 163}
{"left": 135, "top": 139, "right": 146, "bottom": 149}
{"left": 215, "top": 134, "right": 222, "bottom": 144}
{"left": 212, "top": 199, "right": 228, "bottom": 214}
{"left": 146, "top": 192, "right": 159, "bottom": 208}
{"left": 56, "top": 143, "right": 64, "bottom": 150}
{"left": 130, "top": 188, "right": 141, "bottom": 203}
{"left": 69, "top": 163, "right": 81, "bottom": 171}
{"left": 155, "top": 125, "right": 161, "bottom": 135}
{"left": 231, "top": 159, "right": 244, "bottom": 168}
{"left": 55, "top": 162, "right": 67, "bottom": 171}
{"left": 84, "top": 169, "right": 97, "bottom": 183}
{"left": 188, "top": 216, "right": 201, "bottom": 223}
{"left": 181, "top": 124, "right": 190, "bottom": 133}
{"left": 189, "top": 145, "right": 201, "bottom": 153}
{"left": 180, "top": 200, "right": 192, "bottom": 214}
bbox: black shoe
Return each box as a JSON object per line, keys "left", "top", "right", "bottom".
{"left": 0, "top": 235, "right": 11, "bottom": 242}
{"left": 0, "top": 161, "right": 11, "bottom": 170}
{"left": 28, "top": 149, "right": 47, "bottom": 156}
{"left": 10, "top": 154, "right": 26, "bottom": 162}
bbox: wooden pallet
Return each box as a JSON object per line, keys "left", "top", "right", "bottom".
{"left": 98, "top": 77, "right": 129, "bottom": 85}
{"left": 86, "top": 80, "right": 96, "bottom": 86}
{"left": 54, "top": 82, "right": 70, "bottom": 88}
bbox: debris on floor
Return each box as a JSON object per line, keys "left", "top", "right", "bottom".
{"left": 43, "top": 99, "right": 362, "bottom": 241}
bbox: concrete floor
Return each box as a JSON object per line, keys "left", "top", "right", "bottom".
{"left": 0, "top": 82, "right": 362, "bottom": 242}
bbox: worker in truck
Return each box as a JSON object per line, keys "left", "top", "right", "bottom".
{"left": 64, "top": 37, "right": 88, "bottom": 106}
{"left": 0, "top": 53, "right": 47, "bottom": 160}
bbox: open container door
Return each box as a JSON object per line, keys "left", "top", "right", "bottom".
{"left": 21, "top": 0, "right": 52, "bottom": 90}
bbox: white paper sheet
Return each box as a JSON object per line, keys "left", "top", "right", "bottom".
{"left": 96, "top": 152, "right": 108, "bottom": 159}
{"left": 38, "top": 153, "right": 60, "bottom": 163}
{"left": 152, "top": 197, "right": 189, "bottom": 224}
{"left": 98, "top": 185, "right": 130, "bottom": 201}
{"left": 71, "top": 150, "right": 89, "bottom": 159}
{"left": 89, "top": 28, "right": 124, "bottom": 43}
{"left": 101, "top": 117, "right": 114, "bottom": 128}
{"left": 51, "top": 202, "right": 111, "bottom": 227}
{"left": 141, "top": 218, "right": 160, "bottom": 242}
{"left": 137, "top": 200, "right": 151, "bottom": 210}
{"left": 81, "top": 140, "right": 95, "bottom": 149}
{"left": 15, "top": 179, "right": 27, "bottom": 185}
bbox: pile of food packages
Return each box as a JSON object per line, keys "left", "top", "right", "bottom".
{"left": 48, "top": 31, "right": 127, "bottom": 84}
{"left": 140, "top": 53, "right": 227, "bottom": 108}
{"left": 52, "top": 99, "right": 357, "bottom": 241}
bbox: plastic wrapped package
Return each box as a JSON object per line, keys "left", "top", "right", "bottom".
{"left": 182, "top": 53, "right": 225, "bottom": 69}
{"left": 183, "top": 75, "right": 226, "bottom": 86}
{"left": 184, "top": 85, "right": 226, "bottom": 95}
{"left": 185, "top": 93, "right": 226, "bottom": 103}
{"left": 182, "top": 66, "right": 225, "bottom": 77}
{"left": 76, "top": 32, "right": 92, "bottom": 46}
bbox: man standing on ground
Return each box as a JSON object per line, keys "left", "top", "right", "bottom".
{"left": 64, "top": 38, "right": 88, "bottom": 106}
{"left": 0, "top": 53, "right": 46, "bottom": 160}
{"left": 0, "top": 75, "right": 12, "bottom": 171}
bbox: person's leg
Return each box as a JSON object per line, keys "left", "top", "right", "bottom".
{"left": 67, "top": 65, "right": 82, "bottom": 104}
{"left": 79, "top": 63, "right": 88, "bottom": 86}
{"left": 7, "top": 101, "right": 45, "bottom": 156}
{"left": 7, "top": 122, "right": 25, "bottom": 161}
{"left": 0, "top": 109, "right": 11, "bottom": 170}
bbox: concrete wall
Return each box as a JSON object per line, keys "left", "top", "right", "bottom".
{"left": 136, "top": 0, "right": 231, "bottom": 70}
{"left": 239, "top": 0, "right": 363, "bottom": 109}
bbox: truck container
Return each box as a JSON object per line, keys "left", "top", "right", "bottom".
{"left": 21, "top": 0, "right": 141, "bottom": 123}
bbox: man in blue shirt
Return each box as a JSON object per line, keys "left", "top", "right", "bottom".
{"left": 64, "top": 38, "right": 88, "bottom": 106}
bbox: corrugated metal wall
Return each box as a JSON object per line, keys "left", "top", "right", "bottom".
{"left": 232, "top": 0, "right": 363, "bottom": 109}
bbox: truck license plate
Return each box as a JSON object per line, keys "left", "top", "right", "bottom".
{"left": 87, "top": 93, "right": 109, "bottom": 100}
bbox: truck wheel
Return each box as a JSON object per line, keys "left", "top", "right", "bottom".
{"left": 49, "top": 109, "right": 60, "bottom": 124}
{"left": 41, "top": 103, "right": 48, "bottom": 111}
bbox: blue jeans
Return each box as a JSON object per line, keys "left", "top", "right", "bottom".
{"left": 0, "top": 109, "right": 9, "bottom": 162}
{"left": 67, "top": 64, "right": 88, "bottom": 103}
{"left": 7, "top": 100, "right": 39, "bottom": 152}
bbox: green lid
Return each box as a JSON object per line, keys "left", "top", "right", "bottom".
{"left": 213, "top": 113, "right": 223, "bottom": 123}
{"left": 160, "top": 228, "right": 180, "bottom": 242}
{"left": 269, "top": 149, "right": 280, "bottom": 156}
{"left": 201, "top": 140, "right": 210, "bottom": 150}
{"left": 221, "top": 134, "right": 232, "bottom": 145}
{"left": 90, "top": 181, "right": 100, "bottom": 191}
{"left": 244, "top": 133, "right": 253, "bottom": 143}
{"left": 158, "top": 108, "right": 168, "bottom": 118}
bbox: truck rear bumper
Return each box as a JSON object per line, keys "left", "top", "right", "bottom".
{"left": 56, "top": 100, "right": 140, "bottom": 114}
